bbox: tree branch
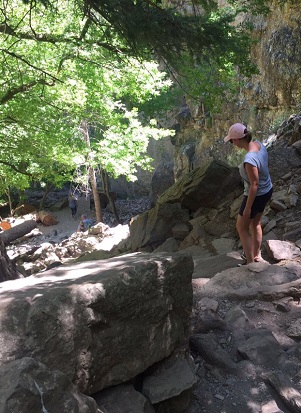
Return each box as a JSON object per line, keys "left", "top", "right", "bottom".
{"left": 0, "top": 79, "right": 55, "bottom": 104}
{"left": 0, "top": 23, "right": 127, "bottom": 54}
{"left": 0, "top": 48, "right": 61, "bottom": 82}
{"left": 0, "top": 160, "right": 33, "bottom": 176}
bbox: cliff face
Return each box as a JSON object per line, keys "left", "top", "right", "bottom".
{"left": 113, "top": 1, "right": 300, "bottom": 197}
{"left": 172, "top": 0, "right": 301, "bottom": 177}
{"left": 246, "top": 0, "right": 301, "bottom": 111}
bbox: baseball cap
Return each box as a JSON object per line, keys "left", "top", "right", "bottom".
{"left": 224, "top": 123, "right": 247, "bottom": 143}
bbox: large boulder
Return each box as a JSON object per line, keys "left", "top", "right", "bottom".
{"left": 0, "top": 357, "right": 101, "bottom": 413}
{"left": 94, "top": 384, "right": 154, "bottom": 413}
{"left": 150, "top": 161, "right": 175, "bottom": 206}
{"left": 0, "top": 252, "right": 193, "bottom": 395}
{"left": 130, "top": 203, "right": 190, "bottom": 251}
{"left": 157, "top": 159, "right": 241, "bottom": 211}
{"left": 129, "top": 160, "right": 240, "bottom": 251}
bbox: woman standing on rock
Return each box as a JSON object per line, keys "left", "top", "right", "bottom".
{"left": 224, "top": 123, "right": 273, "bottom": 264}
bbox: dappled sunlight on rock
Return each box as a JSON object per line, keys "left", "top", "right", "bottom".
{"left": 0, "top": 253, "right": 194, "bottom": 398}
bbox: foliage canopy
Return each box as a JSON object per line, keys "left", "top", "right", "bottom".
{"left": 0, "top": 0, "right": 274, "bottom": 207}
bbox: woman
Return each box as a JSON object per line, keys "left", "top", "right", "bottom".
{"left": 224, "top": 123, "right": 273, "bottom": 264}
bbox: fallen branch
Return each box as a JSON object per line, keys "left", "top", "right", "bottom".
{"left": 0, "top": 220, "right": 37, "bottom": 246}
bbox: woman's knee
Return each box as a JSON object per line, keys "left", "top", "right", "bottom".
{"left": 250, "top": 213, "right": 263, "bottom": 231}
{"left": 236, "top": 215, "right": 248, "bottom": 234}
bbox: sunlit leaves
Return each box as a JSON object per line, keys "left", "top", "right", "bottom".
{"left": 0, "top": 0, "right": 271, "bottom": 201}
{"left": 93, "top": 105, "right": 174, "bottom": 180}
{"left": 0, "top": 0, "right": 175, "bottom": 199}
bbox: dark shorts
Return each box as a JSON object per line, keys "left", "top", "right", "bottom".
{"left": 239, "top": 187, "right": 273, "bottom": 219}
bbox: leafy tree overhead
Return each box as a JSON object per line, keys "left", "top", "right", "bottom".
{"left": 0, "top": 0, "right": 274, "bottom": 214}
{"left": 2, "top": 0, "right": 272, "bottom": 112}
{"left": 79, "top": 0, "right": 275, "bottom": 106}
{"left": 0, "top": 0, "right": 278, "bottom": 278}
{"left": 0, "top": 2, "right": 173, "bottom": 198}
{"left": 82, "top": 0, "right": 270, "bottom": 68}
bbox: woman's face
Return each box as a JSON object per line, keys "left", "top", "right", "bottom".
{"left": 232, "top": 138, "right": 245, "bottom": 148}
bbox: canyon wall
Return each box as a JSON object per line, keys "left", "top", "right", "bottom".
{"left": 171, "top": 0, "right": 301, "bottom": 177}
{"left": 113, "top": 1, "right": 301, "bottom": 198}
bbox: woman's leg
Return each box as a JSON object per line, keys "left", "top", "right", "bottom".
{"left": 249, "top": 212, "right": 263, "bottom": 260}
{"left": 236, "top": 215, "right": 254, "bottom": 263}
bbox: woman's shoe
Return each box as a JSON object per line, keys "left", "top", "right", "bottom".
{"left": 237, "top": 260, "right": 247, "bottom": 267}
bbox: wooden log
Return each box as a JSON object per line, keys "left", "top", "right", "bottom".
{"left": 38, "top": 210, "right": 58, "bottom": 226}
{"left": 189, "top": 334, "right": 238, "bottom": 373}
{"left": 0, "top": 220, "right": 37, "bottom": 246}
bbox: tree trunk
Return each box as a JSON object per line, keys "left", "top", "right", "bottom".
{"left": 80, "top": 120, "right": 102, "bottom": 223}
{"left": 101, "top": 170, "right": 121, "bottom": 224}
{"left": 39, "top": 182, "right": 52, "bottom": 210}
{"left": 89, "top": 166, "right": 102, "bottom": 223}
{"left": 0, "top": 220, "right": 37, "bottom": 246}
{"left": 0, "top": 238, "right": 21, "bottom": 282}
{"left": 4, "top": 188, "right": 13, "bottom": 216}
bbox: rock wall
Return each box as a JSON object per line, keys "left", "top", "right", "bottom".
{"left": 111, "top": 1, "right": 301, "bottom": 195}
{"left": 172, "top": 0, "right": 301, "bottom": 176}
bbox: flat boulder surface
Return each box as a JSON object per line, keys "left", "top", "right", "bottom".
{"left": 0, "top": 252, "right": 194, "bottom": 395}
{"left": 197, "top": 261, "right": 301, "bottom": 300}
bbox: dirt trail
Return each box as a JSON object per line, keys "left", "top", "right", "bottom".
{"left": 38, "top": 197, "right": 95, "bottom": 238}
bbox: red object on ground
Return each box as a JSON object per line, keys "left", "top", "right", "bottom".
{"left": 0, "top": 221, "right": 11, "bottom": 231}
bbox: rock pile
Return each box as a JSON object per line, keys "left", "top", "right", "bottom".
{"left": 128, "top": 113, "right": 301, "bottom": 266}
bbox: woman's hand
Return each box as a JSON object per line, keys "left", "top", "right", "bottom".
{"left": 243, "top": 206, "right": 251, "bottom": 220}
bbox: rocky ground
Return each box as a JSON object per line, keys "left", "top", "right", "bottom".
{"left": 32, "top": 195, "right": 152, "bottom": 237}
{"left": 2, "top": 114, "right": 301, "bottom": 413}
{"left": 2, "top": 196, "right": 151, "bottom": 275}
{"left": 184, "top": 117, "right": 301, "bottom": 413}
{"left": 187, "top": 257, "right": 301, "bottom": 413}
{"left": 6, "top": 192, "right": 301, "bottom": 413}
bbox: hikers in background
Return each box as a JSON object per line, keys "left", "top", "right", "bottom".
{"left": 224, "top": 123, "right": 273, "bottom": 264}
{"left": 68, "top": 193, "right": 78, "bottom": 220}
{"left": 77, "top": 214, "right": 95, "bottom": 232}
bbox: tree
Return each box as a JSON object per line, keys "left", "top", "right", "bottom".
{"left": 0, "top": 1, "right": 178, "bottom": 223}
{"left": 1, "top": 0, "right": 272, "bottom": 118}
{"left": 0, "top": 239, "right": 19, "bottom": 282}
{"left": 0, "top": 0, "right": 274, "bottom": 198}
{"left": 0, "top": 0, "right": 275, "bottom": 275}
{"left": 71, "top": 57, "right": 175, "bottom": 222}
{"left": 80, "top": 0, "right": 270, "bottom": 66}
